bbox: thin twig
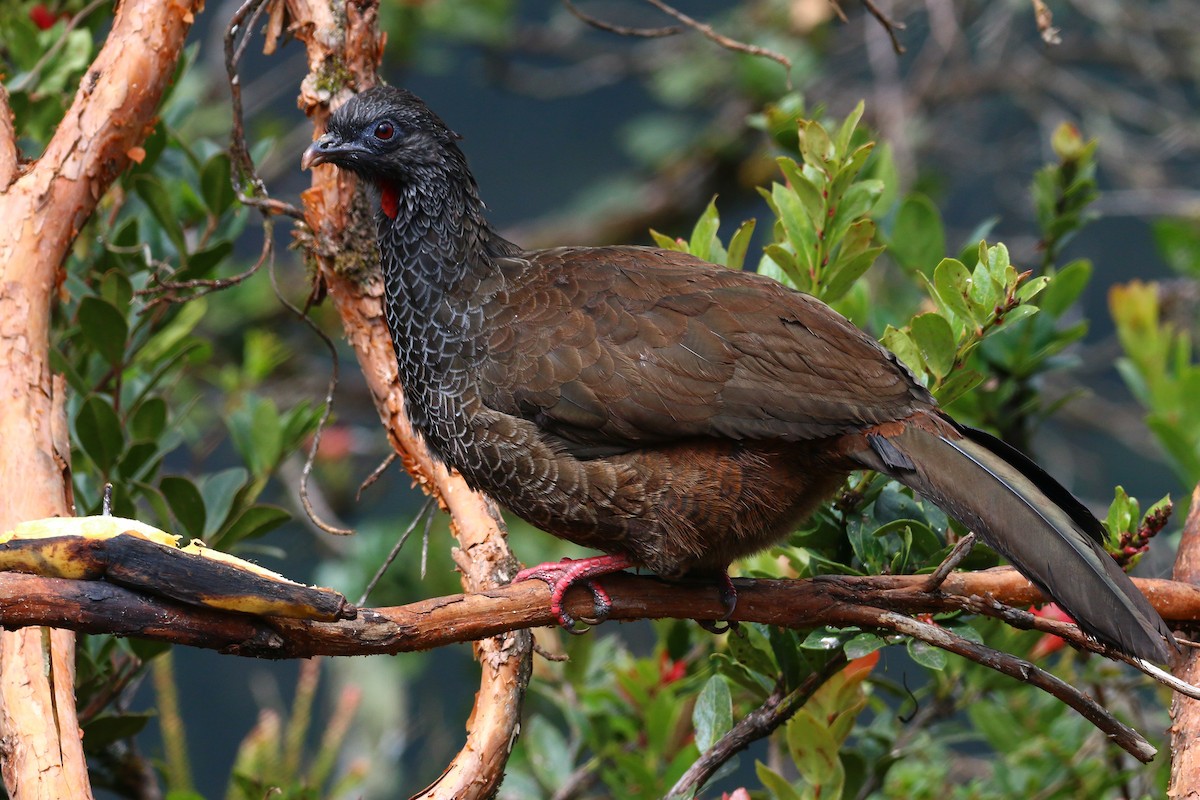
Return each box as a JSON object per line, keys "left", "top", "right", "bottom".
{"left": 958, "top": 595, "right": 1200, "bottom": 700}
{"left": 357, "top": 452, "right": 397, "bottom": 501}
{"left": 642, "top": 0, "right": 792, "bottom": 75}
{"left": 531, "top": 637, "right": 570, "bottom": 663}
{"left": 225, "top": 0, "right": 304, "bottom": 221}
{"left": 844, "top": 606, "right": 1155, "bottom": 761}
{"left": 224, "top": 0, "right": 351, "bottom": 536}
{"left": 668, "top": 654, "right": 849, "bottom": 798}
{"left": 561, "top": 0, "right": 681, "bottom": 37}
{"left": 135, "top": 227, "right": 271, "bottom": 307}
{"left": 924, "top": 532, "right": 976, "bottom": 591}
{"left": 860, "top": 0, "right": 907, "bottom": 54}
{"left": 268, "top": 254, "right": 353, "bottom": 536}
{"left": 357, "top": 497, "right": 435, "bottom": 606}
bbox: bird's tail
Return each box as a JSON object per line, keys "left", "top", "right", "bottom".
{"left": 851, "top": 418, "right": 1174, "bottom": 663}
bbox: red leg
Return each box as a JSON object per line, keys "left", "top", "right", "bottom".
{"left": 515, "top": 554, "right": 635, "bottom": 632}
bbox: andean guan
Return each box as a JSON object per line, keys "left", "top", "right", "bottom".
{"left": 302, "top": 86, "right": 1174, "bottom": 663}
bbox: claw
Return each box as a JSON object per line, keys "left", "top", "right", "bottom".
{"left": 698, "top": 572, "right": 739, "bottom": 634}
{"left": 515, "top": 554, "right": 634, "bottom": 631}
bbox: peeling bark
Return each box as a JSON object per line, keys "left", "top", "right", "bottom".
{"left": 0, "top": 0, "right": 204, "bottom": 795}
{"left": 288, "top": 2, "right": 531, "bottom": 797}
{"left": 1170, "top": 483, "right": 1200, "bottom": 798}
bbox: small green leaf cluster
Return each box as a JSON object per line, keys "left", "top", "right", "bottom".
{"left": 756, "top": 102, "right": 886, "bottom": 303}
{"left": 1033, "top": 123, "right": 1099, "bottom": 271}
{"left": 881, "top": 241, "right": 1049, "bottom": 404}
{"left": 753, "top": 650, "right": 875, "bottom": 800}
{"left": 651, "top": 197, "right": 757, "bottom": 270}
{"left": 501, "top": 629, "right": 707, "bottom": 799}
{"left": 1, "top": 2, "right": 98, "bottom": 149}
{"left": 1111, "top": 278, "right": 1200, "bottom": 488}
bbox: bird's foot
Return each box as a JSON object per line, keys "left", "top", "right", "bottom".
{"left": 515, "top": 554, "right": 635, "bottom": 633}
{"left": 698, "top": 572, "right": 738, "bottom": 634}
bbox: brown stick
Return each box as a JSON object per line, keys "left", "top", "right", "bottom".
{"left": 287, "top": 3, "right": 532, "bottom": 798}
{"left": 0, "top": 1, "right": 203, "bottom": 795}
{"left": 667, "top": 654, "right": 850, "bottom": 798}
{"left": 1170, "top": 483, "right": 1200, "bottom": 793}
{"left": 0, "top": 568, "right": 1193, "bottom": 658}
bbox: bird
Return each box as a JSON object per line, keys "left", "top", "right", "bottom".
{"left": 302, "top": 86, "right": 1174, "bottom": 662}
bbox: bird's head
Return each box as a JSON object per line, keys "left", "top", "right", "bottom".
{"left": 301, "top": 86, "right": 465, "bottom": 185}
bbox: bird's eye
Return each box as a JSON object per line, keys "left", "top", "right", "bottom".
{"left": 373, "top": 121, "right": 395, "bottom": 141}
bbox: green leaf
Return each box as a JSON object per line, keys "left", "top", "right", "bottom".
{"left": 906, "top": 638, "right": 948, "bottom": 670}
{"left": 934, "top": 368, "right": 983, "bottom": 406}
{"left": 834, "top": 100, "right": 865, "bottom": 156}
{"left": 727, "top": 623, "right": 782, "bottom": 677}
{"left": 75, "top": 396, "right": 124, "bottom": 471}
{"left": 890, "top": 194, "right": 945, "bottom": 274}
{"left": 688, "top": 198, "right": 722, "bottom": 262}
{"left": 755, "top": 761, "right": 804, "bottom": 800}
{"left": 173, "top": 240, "right": 233, "bottom": 283}
{"left": 1016, "top": 275, "right": 1050, "bottom": 303}
{"left": 133, "top": 174, "right": 186, "bottom": 255}
{"left": 693, "top": 675, "right": 733, "bottom": 752}
{"left": 130, "top": 397, "right": 168, "bottom": 441}
{"left": 526, "top": 715, "right": 574, "bottom": 790}
{"left": 932, "top": 258, "right": 977, "bottom": 326}
{"left": 800, "top": 627, "right": 846, "bottom": 651}
{"left": 649, "top": 229, "right": 685, "bottom": 251}
{"left": 824, "top": 219, "right": 882, "bottom": 302}
{"left": 77, "top": 296, "right": 129, "bottom": 367}
{"left": 798, "top": 119, "right": 835, "bottom": 169}
{"left": 228, "top": 395, "right": 282, "bottom": 477}
{"left": 220, "top": 504, "right": 291, "bottom": 544}
{"left": 726, "top": 219, "right": 757, "bottom": 271}
{"left": 82, "top": 712, "right": 154, "bottom": 749}
{"left": 772, "top": 183, "right": 818, "bottom": 276}
{"left": 777, "top": 158, "right": 822, "bottom": 223}
{"left": 909, "top": 313, "right": 956, "bottom": 380}
{"left": 880, "top": 326, "right": 925, "bottom": 381}
{"left": 762, "top": 244, "right": 807, "bottom": 291}
{"left": 200, "top": 152, "right": 236, "bottom": 216}
{"left": 200, "top": 467, "right": 250, "bottom": 539}
{"left": 844, "top": 632, "right": 887, "bottom": 659}
{"left": 786, "top": 709, "right": 843, "bottom": 787}
{"left": 160, "top": 476, "right": 206, "bottom": 539}
{"left": 1039, "top": 259, "right": 1092, "bottom": 317}
{"left": 1153, "top": 219, "right": 1200, "bottom": 278}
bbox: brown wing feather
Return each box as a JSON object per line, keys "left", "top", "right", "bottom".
{"left": 478, "top": 246, "right": 934, "bottom": 451}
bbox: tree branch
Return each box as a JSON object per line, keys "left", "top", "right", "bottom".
{"left": 0, "top": 564, "right": 1190, "bottom": 767}
{"left": 1, "top": 567, "right": 1194, "bottom": 657}
{"left": 1171, "top": 483, "right": 1200, "bottom": 793}
{"left": 287, "top": 2, "right": 532, "bottom": 798}
{"left": 0, "top": 0, "right": 204, "bottom": 796}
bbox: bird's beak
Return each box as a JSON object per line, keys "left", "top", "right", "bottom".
{"left": 301, "top": 133, "right": 342, "bottom": 170}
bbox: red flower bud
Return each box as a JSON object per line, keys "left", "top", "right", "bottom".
{"left": 30, "top": 5, "right": 59, "bottom": 30}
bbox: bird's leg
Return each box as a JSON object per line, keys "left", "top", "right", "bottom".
{"left": 515, "top": 554, "right": 635, "bottom": 632}
{"left": 698, "top": 572, "right": 738, "bottom": 634}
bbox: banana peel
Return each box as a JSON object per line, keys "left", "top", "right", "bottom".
{"left": 0, "top": 516, "right": 354, "bottom": 621}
